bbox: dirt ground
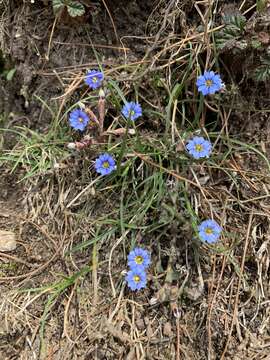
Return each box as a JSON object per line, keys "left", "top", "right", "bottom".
{"left": 1, "top": 1, "right": 270, "bottom": 359}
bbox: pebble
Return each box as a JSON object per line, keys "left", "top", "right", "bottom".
{"left": 0, "top": 230, "right": 17, "bottom": 252}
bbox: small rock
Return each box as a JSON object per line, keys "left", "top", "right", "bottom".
{"left": 0, "top": 230, "right": 17, "bottom": 252}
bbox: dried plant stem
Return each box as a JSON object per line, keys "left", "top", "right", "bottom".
{"left": 221, "top": 213, "right": 253, "bottom": 359}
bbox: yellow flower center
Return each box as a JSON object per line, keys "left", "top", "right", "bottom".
{"left": 129, "top": 110, "right": 135, "bottom": 116}
{"left": 205, "top": 227, "right": 213, "bottom": 234}
{"left": 195, "top": 144, "right": 203, "bottom": 152}
{"left": 135, "top": 255, "right": 143, "bottom": 265}
{"left": 92, "top": 76, "right": 97, "bottom": 83}
{"left": 78, "top": 117, "right": 84, "bottom": 123}
{"left": 133, "top": 275, "right": 141, "bottom": 283}
{"left": 102, "top": 161, "right": 110, "bottom": 168}
{"left": 205, "top": 79, "right": 213, "bottom": 87}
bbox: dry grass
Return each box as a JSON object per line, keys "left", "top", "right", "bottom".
{"left": 1, "top": 0, "right": 270, "bottom": 359}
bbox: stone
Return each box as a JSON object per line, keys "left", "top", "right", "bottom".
{"left": 0, "top": 230, "right": 17, "bottom": 252}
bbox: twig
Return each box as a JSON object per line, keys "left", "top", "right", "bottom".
{"left": 45, "top": 16, "right": 57, "bottom": 61}
{"left": 0, "top": 251, "right": 59, "bottom": 283}
{"left": 63, "top": 282, "right": 77, "bottom": 343}
{"left": 220, "top": 213, "right": 253, "bottom": 359}
{"left": 52, "top": 73, "right": 82, "bottom": 101}
{"left": 108, "top": 229, "right": 130, "bottom": 298}
{"left": 176, "top": 316, "right": 180, "bottom": 360}
{"left": 53, "top": 41, "right": 130, "bottom": 51}
{"left": 66, "top": 177, "right": 100, "bottom": 209}
{"left": 100, "top": 0, "right": 119, "bottom": 43}
{"left": 98, "top": 90, "right": 105, "bottom": 134}
{"left": 0, "top": 253, "right": 33, "bottom": 267}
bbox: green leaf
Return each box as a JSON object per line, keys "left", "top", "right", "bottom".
{"left": 253, "top": 66, "right": 270, "bottom": 82}
{"left": 67, "top": 1, "right": 85, "bottom": 17}
{"left": 6, "top": 68, "right": 16, "bottom": 81}
{"left": 215, "top": 14, "right": 247, "bottom": 51}
{"left": 222, "top": 14, "right": 246, "bottom": 32}
{"left": 251, "top": 38, "right": 262, "bottom": 49}
{"left": 251, "top": 56, "right": 270, "bottom": 82}
{"left": 52, "top": 0, "right": 65, "bottom": 15}
{"left": 257, "top": 0, "right": 268, "bottom": 12}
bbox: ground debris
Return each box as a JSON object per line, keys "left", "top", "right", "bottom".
{"left": 102, "top": 318, "right": 131, "bottom": 344}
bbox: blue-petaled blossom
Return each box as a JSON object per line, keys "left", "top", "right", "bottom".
{"left": 198, "top": 219, "right": 222, "bottom": 243}
{"left": 121, "top": 102, "right": 142, "bottom": 121}
{"left": 186, "top": 136, "right": 212, "bottom": 159}
{"left": 128, "top": 247, "right": 151, "bottom": 270}
{"left": 69, "top": 109, "right": 89, "bottom": 131}
{"left": 126, "top": 268, "right": 147, "bottom": 291}
{"left": 196, "top": 71, "right": 222, "bottom": 95}
{"left": 85, "top": 70, "right": 104, "bottom": 89}
{"left": 95, "top": 153, "right": 116, "bottom": 176}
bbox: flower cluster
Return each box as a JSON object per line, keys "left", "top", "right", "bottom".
{"left": 187, "top": 71, "right": 223, "bottom": 241}
{"left": 126, "top": 247, "right": 151, "bottom": 291}
{"left": 185, "top": 71, "right": 224, "bottom": 159}
{"left": 68, "top": 70, "right": 143, "bottom": 176}
{"left": 69, "top": 69, "right": 142, "bottom": 132}
{"left": 67, "top": 68, "right": 224, "bottom": 257}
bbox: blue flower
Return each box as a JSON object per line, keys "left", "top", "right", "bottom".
{"left": 121, "top": 102, "right": 142, "bottom": 121}
{"left": 198, "top": 219, "right": 222, "bottom": 243}
{"left": 95, "top": 153, "right": 116, "bottom": 176}
{"left": 85, "top": 70, "right": 104, "bottom": 89}
{"left": 186, "top": 136, "right": 212, "bottom": 159}
{"left": 126, "top": 268, "right": 147, "bottom": 291}
{"left": 69, "top": 109, "right": 89, "bottom": 131}
{"left": 128, "top": 247, "right": 151, "bottom": 270}
{"left": 196, "top": 71, "right": 222, "bottom": 95}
